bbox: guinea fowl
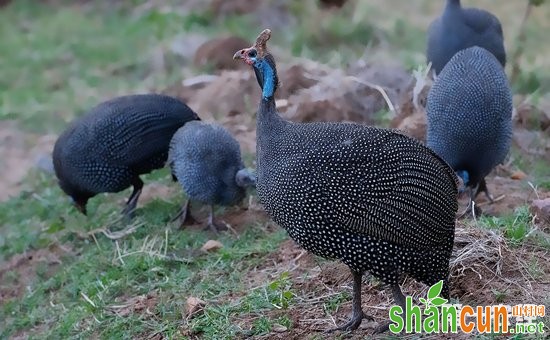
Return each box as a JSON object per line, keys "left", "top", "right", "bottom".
{"left": 426, "top": 46, "right": 513, "bottom": 215}
{"left": 234, "top": 29, "right": 458, "bottom": 332}
{"left": 53, "top": 94, "right": 200, "bottom": 217}
{"left": 168, "top": 121, "right": 256, "bottom": 231}
{"left": 426, "top": 0, "right": 506, "bottom": 75}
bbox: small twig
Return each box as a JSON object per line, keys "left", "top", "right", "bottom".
{"left": 91, "top": 233, "right": 102, "bottom": 251}
{"left": 476, "top": 194, "right": 506, "bottom": 207}
{"left": 527, "top": 181, "right": 540, "bottom": 200}
{"left": 345, "top": 76, "right": 396, "bottom": 113}
{"left": 164, "top": 229, "right": 169, "bottom": 257}
{"left": 293, "top": 250, "right": 307, "bottom": 263}
{"left": 412, "top": 62, "right": 432, "bottom": 111}
{"left": 73, "top": 220, "right": 145, "bottom": 241}
{"left": 115, "top": 241, "right": 125, "bottom": 266}
{"left": 118, "top": 250, "right": 191, "bottom": 263}
{"left": 101, "top": 222, "right": 145, "bottom": 240}
{"left": 81, "top": 292, "right": 96, "bottom": 308}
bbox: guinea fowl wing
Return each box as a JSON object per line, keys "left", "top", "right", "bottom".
{"left": 94, "top": 112, "right": 186, "bottom": 169}
{"left": 267, "top": 124, "right": 455, "bottom": 249}
{"left": 326, "top": 134, "right": 453, "bottom": 249}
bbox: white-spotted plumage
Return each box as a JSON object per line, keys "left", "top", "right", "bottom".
{"left": 235, "top": 30, "right": 458, "bottom": 332}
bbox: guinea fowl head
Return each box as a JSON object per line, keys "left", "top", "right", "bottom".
{"left": 235, "top": 168, "right": 257, "bottom": 188}
{"left": 233, "top": 29, "right": 279, "bottom": 100}
{"left": 59, "top": 184, "right": 90, "bottom": 215}
{"left": 54, "top": 157, "right": 90, "bottom": 215}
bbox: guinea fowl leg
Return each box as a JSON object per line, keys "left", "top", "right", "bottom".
{"left": 205, "top": 205, "right": 228, "bottom": 232}
{"left": 326, "top": 270, "right": 366, "bottom": 332}
{"left": 374, "top": 284, "right": 406, "bottom": 334}
{"left": 475, "top": 178, "right": 494, "bottom": 203}
{"left": 459, "top": 185, "right": 482, "bottom": 219}
{"left": 121, "top": 178, "right": 143, "bottom": 218}
{"left": 171, "top": 200, "right": 198, "bottom": 228}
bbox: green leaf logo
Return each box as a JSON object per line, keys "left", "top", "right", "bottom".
{"left": 430, "top": 297, "right": 448, "bottom": 306}
{"left": 427, "top": 281, "right": 443, "bottom": 300}
{"left": 424, "top": 281, "right": 448, "bottom": 307}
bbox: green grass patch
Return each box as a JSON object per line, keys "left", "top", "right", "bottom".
{"left": 0, "top": 169, "right": 287, "bottom": 338}
{"left": 477, "top": 205, "right": 550, "bottom": 248}
{"left": 0, "top": 0, "right": 207, "bottom": 133}
{"left": 0, "top": 162, "right": 288, "bottom": 338}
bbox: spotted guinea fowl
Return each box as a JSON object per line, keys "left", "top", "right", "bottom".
{"left": 53, "top": 94, "right": 200, "bottom": 217}
{"left": 168, "top": 121, "right": 256, "bottom": 231}
{"left": 426, "top": 0, "right": 506, "bottom": 75}
{"left": 426, "top": 46, "right": 513, "bottom": 215}
{"left": 234, "top": 29, "right": 458, "bottom": 332}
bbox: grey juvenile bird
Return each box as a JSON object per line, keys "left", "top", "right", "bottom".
{"left": 426, "top": 0, "right": 506, "bottom": 75}
{"left": 234, "top": 29, "right": 458, "bottom": 333}
{"left": 426, "top": 46, "right": 513, "bottom": 214}
{"left": 168, "top": 121, "right": 256, "bottom": 231}
{"left": 53, "top": 94, "right": 200, "bottom": 217}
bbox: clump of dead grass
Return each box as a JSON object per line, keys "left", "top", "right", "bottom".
{"left": 451, "top": 222, "right": 506, "bottom": 280}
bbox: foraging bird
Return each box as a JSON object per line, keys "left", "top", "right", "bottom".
{"left": 426, "top": 46, "right": 513, "bottom": 214}
{"left": 53, "top": 94, "right": 201, "bottom": 216}
{"left": 426, "top": 0, "right": 506, "bottom": 75}
{"left": 234, "top": 29, "right": 458, "bottom": 332}
{"left": 168, "top": 121, "right": 256, "bottom": 231}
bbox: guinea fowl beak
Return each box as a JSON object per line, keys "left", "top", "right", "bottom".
{"left": 233, "top": 47, "right": 254, "bottom": 65}
{"left": 234, "top": 48, "right": 254, "bottom": 65}
{"left": 233, "top": 49, "right": 246, "bottom": 60}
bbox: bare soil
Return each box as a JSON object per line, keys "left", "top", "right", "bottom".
{"left": 0, "top": 244, "right": 73, "bottom": 301}
{"left": 0, "top": 121, "right": 56, "bottom": 202}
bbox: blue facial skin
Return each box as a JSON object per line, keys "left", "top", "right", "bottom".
{"left": 456, "top": 170, "right": 469, "bottom": 193}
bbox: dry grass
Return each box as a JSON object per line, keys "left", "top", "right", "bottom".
{"left": 228, "top": 218, "right": 549, "bottom": 338}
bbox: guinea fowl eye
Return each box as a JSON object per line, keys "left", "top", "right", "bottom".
{"left": 248, "top": 49, "right": 257, "bottom": 58}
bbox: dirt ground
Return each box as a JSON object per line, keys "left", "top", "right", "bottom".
{"left": 0, "top": 122, "right": 57, "bottom": 201}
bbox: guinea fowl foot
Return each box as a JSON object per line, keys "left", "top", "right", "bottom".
{"left": 374, "top": 321, "right": 391, "bottom": 334}
{"left": 326, "top": 270, "right": 368, "bottom": 333}
{"left": 121, "top": 205, "right": 136, "bottom": 220}
{"left": 121, "top": 179, "right": 143, "bottom": 219}
{"left": 458, "top": 184, "right": 484, "bottom": 219}
{"left": 205, "top": 220, "right": 229, "bottom": 233}
{"left": 326, "top": 310, "right": 366, "bottom": 333}
{"left": 121, "top": 196, "right": 139, "bottom": 219}
{"left": 172, "top": 200, "right": 198, "bottom": 228}
{"left": 475, "top": 178, "right": 494, "bottom": 203}
{"left": 205, "top": 206, "right": 228, "bottom": 232}
{"left": 373, "top": 284, "right": 407, "bottom": 334}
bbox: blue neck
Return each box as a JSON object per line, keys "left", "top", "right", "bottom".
{"left": 255, "top": 59, "right": 275, "bottom": 100}
{"left": 457, "top": 170, "right": 469, "bottom": 192}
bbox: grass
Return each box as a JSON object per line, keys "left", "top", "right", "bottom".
{"left": 0, "top": 0, "right": 206, "bottom": 133}
{"left": 1, "top": 0, "right": 550, "bottom": 338}
{"left": 0, "top": 172, "right": 289, "bottom": 338}
{"left": 478, "top": 206, "right": 533, "bottom": 244}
